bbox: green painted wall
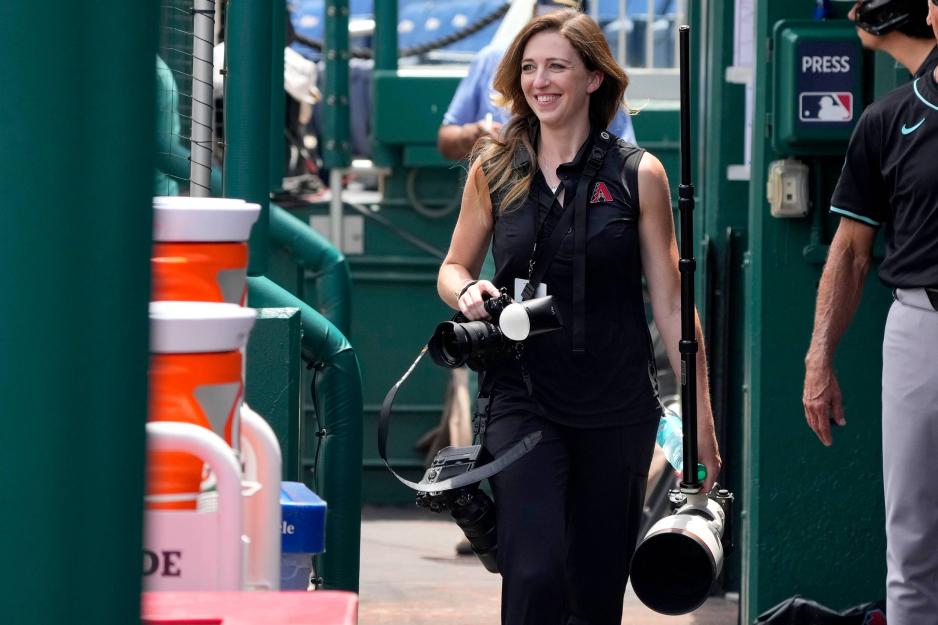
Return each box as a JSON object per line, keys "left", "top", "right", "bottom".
{"left": 741, "top": 2, "right": 889, "bottom": 621}
{"left": 692, "top": 0, "right": 751, "bottom": 595}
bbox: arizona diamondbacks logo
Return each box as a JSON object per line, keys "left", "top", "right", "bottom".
{"left": 590, "top": 181, "right": 613, "bottom": 204}
{"left": 863, "top": 609, "right": 886, "bottom": 625}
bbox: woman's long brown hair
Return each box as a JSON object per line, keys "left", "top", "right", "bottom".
{"left": 473, "top": 9, "right": 630, "bottom": 214}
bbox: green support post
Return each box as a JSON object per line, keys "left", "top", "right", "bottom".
{"left": 246, "top": 308, "right": 303, "bottom": 480}
{"left": 225, "top": 0, "right": 273, "bottom": 276}
{"left": 270, "top": 0, "right": 287, "bottom": 190}
{"left": 372, "top": 0, "right": 399, "bottom": 168}
{"left": 322, "top": 0, "right": 351, "bottom": 170}
{"left": 374, "top": 0, "right": 398, "bottom": 71}
{"left": 0, "top": 2, "right": 155, "bottom": 624}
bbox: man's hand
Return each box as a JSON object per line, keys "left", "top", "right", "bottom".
{"left": 464, "top": 119, "right": 502, "bottom": 146}
{"left": 801, "top": 218, "right": 872, "bottom": 447}
{"left": 803, "top": 357, "right": 847, "bottom": 446}
{"left": 437, "top": 119, "right": 504, "bottom": 161}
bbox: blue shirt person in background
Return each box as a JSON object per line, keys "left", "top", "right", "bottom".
{"left": 437, "top": 2, "right": 636, "bottom": 160}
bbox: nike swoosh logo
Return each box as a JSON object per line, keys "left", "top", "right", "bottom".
{"left": 901, "top": 118, "right": 926, "bottom": 135}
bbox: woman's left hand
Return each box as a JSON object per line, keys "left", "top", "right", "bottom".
{"left": 697, "top": 427, "right": 722, "bottom": 494}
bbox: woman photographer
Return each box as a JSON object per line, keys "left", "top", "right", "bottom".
{"left": 437, "top": 9, "right": 721, "bottom": 625}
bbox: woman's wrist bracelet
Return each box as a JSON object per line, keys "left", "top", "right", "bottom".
{"left": 457, "top": 279, "right": 479, "bottom": 299}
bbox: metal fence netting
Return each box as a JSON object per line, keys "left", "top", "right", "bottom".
{"left": 156, "top": 1, "right": 216, "bottom": 196}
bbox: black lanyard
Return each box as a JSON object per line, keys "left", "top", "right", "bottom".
{"left": 521, "top": 130, "right": 612, "bottom": 353}
{"left": 527, "top": 180, "right": 564, "bottom": 279}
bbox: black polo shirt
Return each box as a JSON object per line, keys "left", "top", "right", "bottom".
{"left": 829, "top": 58, "right": 938, "bottom": 288}
{"left": 918, "top": 44, "right": 938, "bottom": 79}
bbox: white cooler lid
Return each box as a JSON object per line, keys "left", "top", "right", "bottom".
{"left": 150, "top": 301, "right": 257, "bottom": 353}
{"left": 153, "top": 196, "right": 260, "bottom": 242}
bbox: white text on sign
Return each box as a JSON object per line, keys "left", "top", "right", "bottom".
{"left": 801, "top": 55, "right": 851, "bottom": 73}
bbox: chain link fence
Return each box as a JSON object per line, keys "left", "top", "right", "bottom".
{"left": 156, "top": 0, "right": 216, "bottom": 196}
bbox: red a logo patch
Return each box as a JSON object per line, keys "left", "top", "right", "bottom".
{"left": 590, "top": 181, "right": 612, "bottom": 204}
{"left": 863, "top": 610, "right": 886, "bottom": 625}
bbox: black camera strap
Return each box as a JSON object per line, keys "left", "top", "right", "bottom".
{"left": 377, "top": 345, "right": 542, "bottom": 493}
{"left": 472, "top": 369, "right": 496, "bottom": 441}
{"left": 522, "top": 131, "right": 612, "bottom": 353}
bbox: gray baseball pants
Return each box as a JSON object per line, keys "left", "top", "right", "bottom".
{"left": 883, "top": 287, "right": 938, "bottom": 624}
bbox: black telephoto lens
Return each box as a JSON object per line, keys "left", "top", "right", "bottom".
{"left": 428, "top": 319, "right": 505, "bottom": 371}
{"left": 428, "top": 321, "right": 470, "bottom": 368}
{"left": 461, "top": 321, "right": 503, "bottom": 365}
{"left": 451, "top": 487, "right": 499, "bottom": 573}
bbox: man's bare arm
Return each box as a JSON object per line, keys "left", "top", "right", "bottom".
{"left": 437, "top": 121, "right": 501, "bottom": 161}
{"left": 803, "top": 218, "right": 876, "bottom": 445}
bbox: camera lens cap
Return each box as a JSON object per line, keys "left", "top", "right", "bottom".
{"left": 499, "top": 303, "right": 530, "bottom": 341}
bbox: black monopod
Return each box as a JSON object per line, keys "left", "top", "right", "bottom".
{"left": 628, "top": 25, "right": 735, "bottom": 615}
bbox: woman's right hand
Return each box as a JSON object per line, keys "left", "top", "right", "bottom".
{"left": 457, "top": 280, "right": 502, "bottom": 320}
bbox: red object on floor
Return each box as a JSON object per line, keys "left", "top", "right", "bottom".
{"left": 141, "top": 591, "right": 358, "bottom": 625}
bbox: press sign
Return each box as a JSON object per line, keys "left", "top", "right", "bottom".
{"left": 771, "top": 20, "right": 863, "bottom": 154}
{"left": 801, "top": 54, "right": 851, "bottom": 73}
{"left": 796, "top": 41, "right": 859, "bottom": 128}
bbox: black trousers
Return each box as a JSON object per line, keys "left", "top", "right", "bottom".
{"left": 483, "top": 399, "right": 658, "bottom": 625}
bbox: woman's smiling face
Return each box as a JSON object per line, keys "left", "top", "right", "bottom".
{"left": 520, "top": 30, "right": 602, "bottom": 128}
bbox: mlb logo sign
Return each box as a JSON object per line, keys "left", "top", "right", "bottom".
{"left": 799, "top": 91, "right": 853, "bottom": 122}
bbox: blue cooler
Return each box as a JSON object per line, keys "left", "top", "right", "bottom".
{"left": 280, "top": 481, "right": 327, "bottom": 590}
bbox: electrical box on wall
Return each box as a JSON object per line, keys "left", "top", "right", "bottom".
{"left": 772, "top": 20, "right": 864, "bottom": 155}
{"left": 767, "top": 159, "right": 809, "bottom": 218}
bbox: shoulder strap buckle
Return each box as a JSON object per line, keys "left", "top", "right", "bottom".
{"left": 586, "top": 145, "right": 605, "bottom": 175}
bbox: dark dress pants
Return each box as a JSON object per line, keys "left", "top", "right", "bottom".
{"left": 483, "top": 401, "right": 658, "bottom": 625}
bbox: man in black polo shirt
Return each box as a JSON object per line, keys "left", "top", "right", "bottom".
{"left": 803, "top": 1, "right": 938, "bottom": 623}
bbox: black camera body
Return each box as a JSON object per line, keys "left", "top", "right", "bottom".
{"left": 428, "top": 290, "right": 514, "bottom": 371}
{"left": 428, "top": 289, "right": 561, "bottom": 371}
{"left": 416, "top": 445, "right": 499, "bottom": 573}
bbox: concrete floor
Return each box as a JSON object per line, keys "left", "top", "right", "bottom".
{"left": 358, "top": 506, "right": 738, "bottom": 625}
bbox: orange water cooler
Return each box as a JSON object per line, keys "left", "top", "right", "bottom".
{"left": 144, "top": 197, "right": 288, "bottom": 592}
{"left": 146, "top": 197, "right": 260, "bottom": 510}
{"left": 151, "top": 196, "right": 260, "bottom": 304}
{"left": 147, "top": 301, "right": 256, "bottom": 510}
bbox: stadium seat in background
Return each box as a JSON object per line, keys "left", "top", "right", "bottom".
{"left": 398, "top": 0, "right": 503, "bottom": 62}
{"left": 350, "top": 0, "right": 373, "bottom": 17}
{"left": 290, "top": 0, "right": 375, "bottom": 60}
{"left": 600, "top": 0, "right": 676, "bottom": 68}
{"left": 290, "top": 0, "right": 325, "bottom": 59}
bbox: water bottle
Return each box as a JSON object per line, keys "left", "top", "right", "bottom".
{"left": 656, "top": 408, "right": 685, "bottom": 473}
{"left": 656, "top": 405, "right": 708, "bottom": 482}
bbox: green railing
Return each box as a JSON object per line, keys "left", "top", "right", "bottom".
{"left": 248, "top": 277, "right": 363, "bottom": 592}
